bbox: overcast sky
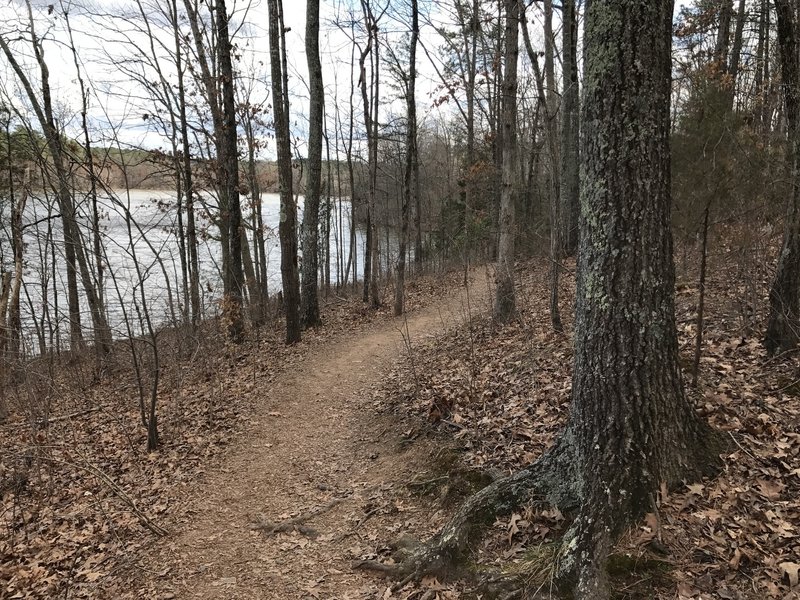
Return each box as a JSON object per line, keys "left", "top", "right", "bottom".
{"left": 0, "top": 0, "right": 694, "bottom": 158}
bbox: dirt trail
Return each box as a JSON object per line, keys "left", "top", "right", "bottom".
{"left": 136, "top": 272, "right": 490, "bottom": 599}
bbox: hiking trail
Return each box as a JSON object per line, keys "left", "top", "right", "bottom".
{"left": 135, "top": 272, "right": 490, "bottom": 599}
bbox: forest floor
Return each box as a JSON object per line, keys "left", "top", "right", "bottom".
{"left": 2, "top": 249, "right": 800, "bottom": 600}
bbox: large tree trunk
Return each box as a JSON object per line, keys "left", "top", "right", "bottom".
{"left": 301, "top": 0, "right": 323, "bottom": 327}
{"left": 267, "top": 0, "right": 302, "bottom": 344}
{"left": 568, "top": 3, "right": 722, "bottom": 595}
{"left": 364, "top": 2, "right": 723, "bottom": 596}
{"left": 765, "top": 0, "right": 800, "bottom": 353}
{"left": 494, "top": 0, "right": 519, "bottom": 322}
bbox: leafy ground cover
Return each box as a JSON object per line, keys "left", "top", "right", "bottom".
{"left": 379, "top": 252, "right": 799, "bottom": 599}
{"left": 0, "top": 271, "right": 462, "bottom": 599}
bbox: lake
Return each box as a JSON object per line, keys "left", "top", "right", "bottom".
{"left": 9, "top": 189, "right": 388, "bottom": 351}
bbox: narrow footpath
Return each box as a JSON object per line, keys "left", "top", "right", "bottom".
{"left": 134, "top": 273, "right": 490, "bottom": 599}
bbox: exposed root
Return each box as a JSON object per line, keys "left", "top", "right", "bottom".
{"left": 356, "top": 438, "right": 578, "bottom": 584}
{"left": 250, "top": 497, "right": 343, "bottom": 538}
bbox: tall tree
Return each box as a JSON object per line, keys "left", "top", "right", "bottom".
{"left": 215, "top": 0, "right": 245, "bottom": 341}
{"left": 183, "top": 0, "right": 244, "bottom": 341}
{"left": 301, "top": 0, "right": 323, "bottom": 328}
{"left": 726, "top": 0, "right": 747, "bottom": 111}
{"left": 267, "top": 0, "right": 302, "bottom": 343}
{"left": 0, "top": 2, "right": 111, "bottom": 356}
{"left": 394, "top": 0, "right": 419, "bottom": 317}
{"left": 358, "top": 0, "right": 381, "bottom": 308}
{"left": 567, "top": 2, "right": 721, "bottom": 593}
{"left": 543, "top": 0, "right": 563, "bottom": 331}
{"left": 765, "top": 0, "right": 800, "bottom": 353}
{"left": 171, "top": 0, "right": 201, "bottom": 328}
{"left": 366, "top": 4, "right": 722, "bottom": 598}
{"left": 494, "top": 0, "right": 519, "bottom": 321}
{"left": 560, "top": 0, "right": 579, "bottom": 256}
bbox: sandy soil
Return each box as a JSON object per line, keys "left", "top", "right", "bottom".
{"left": 131, "top": 272, "right": 490, "bottom": 599}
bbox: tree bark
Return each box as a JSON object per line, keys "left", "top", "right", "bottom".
{"left": 395, "top": 0, "right": 419, "bottom": 317}
{"left": 715, "top": 0, "right": 733, "bottom": 68}
{"left": 765, "top": 0, "right": 800, "bottom": 353}
{"left": 301, "top": 0, "right": 323, "bottom": 327}
{"left": 267, "top": 0, "right": 302, "bottom": 344}
{"left": 215, "top": 0, "right": 245, "bottom": 342}
{"left": 567, "top": 3, "right": 723, "bottom": 595}
{"left": 494, "top": 0, "right": 519, "bottom": 322}
{"left": 560, "top": 0, "right": 579, "bottom": 257}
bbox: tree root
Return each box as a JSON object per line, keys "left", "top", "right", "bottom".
{"left": 356, "top": 437, "right": 578, "bottom": 585}
{"left": 251, "top": 497, "right": 343, "bottom": 538}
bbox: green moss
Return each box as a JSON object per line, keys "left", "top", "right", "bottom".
{"left": 606, "top": 553, "right": 671, "bottom": 576}
{"left": 606, "top": 552, "right": 673, "bottom": 599}
{"left": 407, "top": 448, "right": 495, "bottom": 506}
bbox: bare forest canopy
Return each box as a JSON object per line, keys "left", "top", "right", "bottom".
{"left": 2, "top": 0, "right": 800, "bottom": 598}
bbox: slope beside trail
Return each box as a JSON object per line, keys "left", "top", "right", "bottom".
{"left": 133, "top": 272, "right": 491, "bottom": 600}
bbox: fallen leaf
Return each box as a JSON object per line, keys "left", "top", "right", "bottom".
{"left": 780, "top": 562, "right": 800, "bottom": 588}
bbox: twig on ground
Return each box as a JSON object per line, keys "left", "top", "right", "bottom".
{"left": 36, "top": 406, "right": 102, "bottom": 426}
{"left": 79, "top": 460, "right": 169, "bottom": 536}
{"left": 728, "top": 430, "right": 761, "bottom": 463}
{"left": 406, "top": 475, "right": 449, "bottom": 491}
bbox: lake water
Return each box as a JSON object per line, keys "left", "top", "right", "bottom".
{"left": 9, "top": 189, "right": 387, "bottom": 351}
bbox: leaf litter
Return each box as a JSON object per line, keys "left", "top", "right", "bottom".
{"left": 378, "top": 250, "right": 800, "bottom": 599}
{"left": 2, "top": 245, "right": 798, "bottom": 600}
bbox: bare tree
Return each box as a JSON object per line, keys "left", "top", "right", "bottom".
{"left": 494, "top": 0, "right": 519, "bottom": 322}
{"left": 0, "top": 2, "right": 112, "bottom": 356}
{"left": 560, "top": 0, "right": 579, "bottom": 257}
{"left": 765, "top": 0, "right": 800, "bottom": 353}
{"left": 267, "top": 0, "right": 301, "bottom": 343}
{"left": 393, "top": 0, "right": 419, "bottom": 317}
{"left": 301, "top": 0, "right": 324, "bottom": 327}
{"left": 358, "top": 0, "right": 382, "bottom": 308}
{"left": 182, "top": 0, "right": 244, "bottom": 341}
